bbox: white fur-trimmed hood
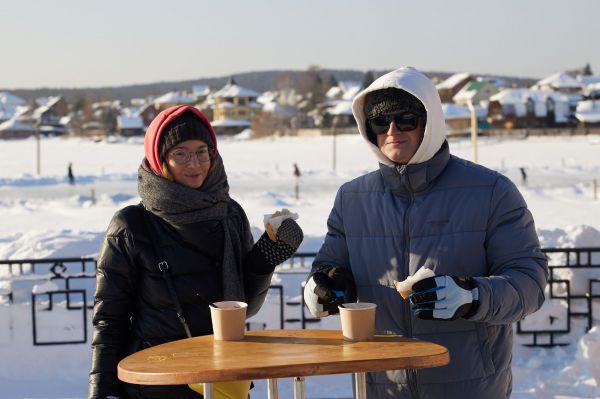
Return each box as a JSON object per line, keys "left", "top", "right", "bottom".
{"left": 351, "top": 67, "right": 447, "bottom": 166}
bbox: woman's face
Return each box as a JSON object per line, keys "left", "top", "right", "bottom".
{"left": 165, "top": 139, "right": 211, "bottom": 189}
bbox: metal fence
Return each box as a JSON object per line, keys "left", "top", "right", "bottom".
{"left": 1, "top": 248, "right": 599, "bottom": 347}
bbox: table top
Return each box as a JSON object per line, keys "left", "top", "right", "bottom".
{"left": 118, "top": 329, "right": 449, "bottom": 385}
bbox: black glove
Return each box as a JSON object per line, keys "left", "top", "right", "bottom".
{"left": 410, "top": 275, "right": 479, "bottom": 320}
{"left": 255, "top": 218, "right": 303, "bottom": 269}
{"left": 304, "top": 266, "right": 357, "bottom": 317}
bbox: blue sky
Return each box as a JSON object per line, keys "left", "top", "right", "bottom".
{"left": 1, "top": 0, "right": 599, "bottom": 89}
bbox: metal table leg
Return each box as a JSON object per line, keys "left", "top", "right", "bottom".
{"left": 354, "top": 372, "right": 366, "bottom": 399}
{"left": 267, "top": 378, "right": 278, "bottom": 399}
{"left": 293, "top": 376, "right": 306, "bottom": 399}
{"left": 203, "top": 382, "right": 214, "bottom": 399}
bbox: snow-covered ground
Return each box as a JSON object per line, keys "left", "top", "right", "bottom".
{"left": 1, "top": 134, "right": 600, "bottom": 398}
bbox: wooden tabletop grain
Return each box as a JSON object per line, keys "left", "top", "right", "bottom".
{"left": 118, "top": 329, "right": 449, "bottom": 385}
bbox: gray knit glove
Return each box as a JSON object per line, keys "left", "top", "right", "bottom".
{"left": 255, "top": 219, "right": 303, "bottom": 267}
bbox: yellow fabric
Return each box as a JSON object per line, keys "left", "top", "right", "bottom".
{"left": 188, "top": 380, "right": 251, "bottom": 399}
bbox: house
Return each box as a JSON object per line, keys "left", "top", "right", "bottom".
{"left": 117, "top": 115, "right": 145, "bottom": 136}
{"left": 153, "top": 91, "right": 195, "bottom": 111}
{"left": 0, "top": 92, "right": 26, "bottom": 108}
{"left": 436, "top": 73, "right": 472, "bottom": 103}
{"left": 574, "top": 100, "right": 600, "bottom": 127}
{"left": 452, "top": 80, "right": 499, "bottom": 106}
{"left": 324, "top": 100, "right": 356, "bottom": 128}
{"left": 211, "top": 77, "right": 261, "bottom": 135}
{"left": 192, "top": 85, "right": 211, "bottom": 103}
{"left": 487, "top": 89, "right": 571, "bottom": 129}
{"left": 34, "top": 96, "right": 69, "bottom": 126}
{"left": 532, "top": 72, "right": 582, "bottom": 94}
{"left": 0, "top": 118, "right": 35, "bottom": 139}
{"left": 442, "top": 103, "right": 471, "bottom": 134}
{"left": 0, "top": 92, "right": 29, "bottom": 124}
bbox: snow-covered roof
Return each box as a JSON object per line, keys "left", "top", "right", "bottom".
{"left": 0, "top": 92, "right": 26, "bottom": 107}
{"left": 216, "top": 101, "right": 234, "bottom": 109}
{"left": 341, "top": 86, "right": 362, "bottom": 101}
{"left": 534, "top": 72, "right": 582, "bottom": 90}
{"left": 257, "top": 91, "right": 279, "bottom": 105}
{"left": 442, "top": 103, "right": 471, "bottom": 120}
{"left": 490, "top": 88, "right": 566, "bottom": 104}
{"left": 326, "top": 100, "right": 353, "bottom": 116}
{"left": 213, "top": 83, "right": 260, "bottom": 99}
{"left": 193, "top": 85, "right": 210, "bottom": 96}
{"left": 575, "top": 100, "right": 600, "bottom": 123}
{"left": 325, "top": 86, "right": 343, "bottom": 99}
{"left": 153, "top": 91, "right": 195, "bottom": 104}
{"left": 578, "top": 75, "right": 600, "bottom": 86}
{"left": 248, "top": 101, "right": 262, "bottom": 109}
{"left": 117, "top": 115, "right": 144, "bottom": 129}
{"left": 436, "top": 73, "right": 471, "bottom": 90}
{"left": 262, "top": 102, "right": 297, "bottom": 118}
{"left": 210, "top": 118, "right": 252, "bottom": 127}
{"left": 35, "top": 96, "right": 61, "bottom": 108}
{"left": 0, "top": 118, "right": 35, "bottom": 132}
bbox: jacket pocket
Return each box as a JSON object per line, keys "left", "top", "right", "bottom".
{"left": 415, "top": 324, "right": 496, "bottom": 384}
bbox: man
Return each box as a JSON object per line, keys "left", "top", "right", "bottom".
{"left": 303, "top": 67, "right": 548, "bottom": 398}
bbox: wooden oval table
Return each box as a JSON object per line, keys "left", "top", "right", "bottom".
{"left": 118, "top": 329, "right": 449, "bottom": 399}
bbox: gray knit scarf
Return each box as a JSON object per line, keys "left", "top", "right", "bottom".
{"left": 137, "top": 156, "right": 245, "bottom": 301}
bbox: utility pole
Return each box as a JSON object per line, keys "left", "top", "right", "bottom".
{"left": 468, "top": 101, "right": 478, "bottom": 164}
{"left": 35, "top": 120, "right": 41, "bottom": 175}
{"left": 332, "top": 116, "right": 338, "bottom": 171}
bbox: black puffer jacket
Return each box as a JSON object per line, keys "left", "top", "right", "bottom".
{"left": 89, "top": 201, "right": 276, "bottom": 399}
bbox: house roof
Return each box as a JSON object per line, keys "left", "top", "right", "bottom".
{"left": 326, "top": 100, "right": 354, "bottom": 116}
{"left": 153, "top": 91, "right": 195, "bottom": 104}
{"left": 193, "top": 85, "right": 210, "bottom": 96}
{"left": 0, "top": 118, "right": 35, "bottom": 132}
{"left": 436, "top": 73, "right": 471, "bottom": 90}
{"left": 213, "top": 83, "right": 260, "bottom": 98}
{"left": 575, "top": 100, "right": 600, "bottom": 123}
{"left": 534, "top": 72, "right": 582, "bottom": 89}
{"left": 442, "top": 103, "right": 471, "bottom": 120}
{"left": 262, "top": 102, "right": 297, "bottom": 117}
{"left": 117, "top": 115, "right": 144, "bottom": 129}
{"left": 0, "top": 92, "right": 26, "bottom": 107}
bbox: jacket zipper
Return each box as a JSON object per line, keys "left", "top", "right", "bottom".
{"left": 397, "top": 164, "right": 421, "bottom": 399}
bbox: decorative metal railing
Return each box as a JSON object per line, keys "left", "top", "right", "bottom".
{"left": 1, "top": 248, "right": 599, "bottom": 347}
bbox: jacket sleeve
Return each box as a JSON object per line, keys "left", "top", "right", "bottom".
{"left": 311, "top": 187, "right": 351, "bottom": 275}
{"left": 230, "top": 203, "right": 274, "bottom": 318}
{"left": 469, "top": 176, "right": 549, "bottom": 324}
{"left": 88, "top": 211, "right": 138, "bottom": 399}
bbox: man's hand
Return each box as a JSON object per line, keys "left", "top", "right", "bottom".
{"left": 410, "top": 275, "right": 479, "bottom": 320}
{"left": 304, "top": 266, "right": 356, "bottom": 317}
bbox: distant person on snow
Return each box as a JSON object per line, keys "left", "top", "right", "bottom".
{"left": 88, "top": 105, "right": 303, "bottom": 399}
{"left": 67, "top": 162, "right": 75, "bottom": 185}
{"left": 303, "top": 67, "right": 548, "bottom": 398}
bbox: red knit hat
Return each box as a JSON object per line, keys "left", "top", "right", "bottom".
{"left": 144, "top": 105, "right": 218, "bottom": 176}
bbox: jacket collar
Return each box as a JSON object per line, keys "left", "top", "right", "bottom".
{"left": 379, "top": 140, "right": 450, "bottom": 196}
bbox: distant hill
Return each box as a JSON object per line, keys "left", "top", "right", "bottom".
{"left": 5, "top": 69, "right": 538, "bottom": 105}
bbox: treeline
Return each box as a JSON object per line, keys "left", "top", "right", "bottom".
{"left": 5, "top": 68, "right": 537, "bottom": 105}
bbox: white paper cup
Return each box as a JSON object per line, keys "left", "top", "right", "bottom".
{"left": 339, "top": 302, "right": 377, "bottom": 341}
{"left": 210, "top": 301, "right": 248, "bottom": 341}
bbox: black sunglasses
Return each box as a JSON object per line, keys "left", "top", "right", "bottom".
{"left": 368, "top": 113, "right": 420, "bottom": 135}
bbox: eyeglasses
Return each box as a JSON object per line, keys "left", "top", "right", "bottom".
{"left": 367, "top": 113, "right": 420, "bottom": 135}
{"left": 168, "top": 149, "right": 211, "bottom": 165}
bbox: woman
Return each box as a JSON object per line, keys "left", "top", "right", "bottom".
{"left": 88, "top": 105, "right": 303, "bottom": 399}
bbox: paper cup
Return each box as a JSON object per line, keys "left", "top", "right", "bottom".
{"left": 339, "top": 302, "right": 377, "bottom": 341}
{"left": 210, "top": 301, "right": 248, "bottom": 341}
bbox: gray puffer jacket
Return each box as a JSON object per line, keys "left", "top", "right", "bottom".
{"left": 312, "top": 67, "right": 549, "bottom": 399}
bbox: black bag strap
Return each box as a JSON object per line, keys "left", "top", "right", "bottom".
{"left": 139, "top": 205, "right": 192, "bottom": 338}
